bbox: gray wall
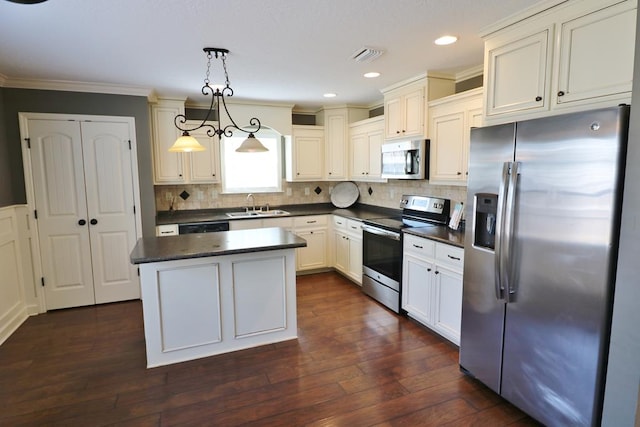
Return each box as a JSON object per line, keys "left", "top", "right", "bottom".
{"left": 601, "top": 7, "right": 640, "bottom": 425}
{"left": 0, "top": 88, "right": 155, "bottom": 237}
{"left": 0, "top": 88, "right": 12, "bottom": 207}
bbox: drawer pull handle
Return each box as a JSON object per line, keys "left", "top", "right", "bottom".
{"left": 413, "top": 244, "right": 423, "bottom": 249}
{"left": 447, "top": 255, "right": 461, "bottom": 261}
{"left": 307, "top": 220, "right": 317, "bottom": 224}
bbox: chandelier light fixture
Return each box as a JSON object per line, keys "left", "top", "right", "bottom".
{"left": 170, "top": 47, "right": 267, "bottom": 153}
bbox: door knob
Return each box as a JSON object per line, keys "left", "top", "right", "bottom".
{"left": 90, "top": 219, "right": 98, "bottom": 225}
{"left": 78, "top": 219, "right": 86, "bottom": 226}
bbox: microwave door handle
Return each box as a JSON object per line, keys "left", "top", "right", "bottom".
{"left": 405, "top": 151, "right": 413, "bottom": 174}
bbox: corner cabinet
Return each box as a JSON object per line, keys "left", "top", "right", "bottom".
{"left": 349, "top": 116, "right": 385, "bottom": 182}
{"left": 428, "top": 88, "right": 483, "bottom": 185}
{"left": 285, "top": 125, "right": 324, "bottom": 182}
{"left": 151, "top": 100, "right": 221, "bottom": 185}
{"left": 401, "top": 234, "right": 464, "bottom": 345}
{"left": 483, "top": 0, "right": 637, "bottom": 124}
{"left": 317, "top": 107, "right": 368, "bottom": 181}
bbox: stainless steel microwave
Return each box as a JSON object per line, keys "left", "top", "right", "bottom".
{"left": 380, "top": 139, "right": 428, "bottom": 179}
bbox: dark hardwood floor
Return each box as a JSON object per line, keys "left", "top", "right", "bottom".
{"left": 0, "top": 272, "right": 538, "bottom": 426}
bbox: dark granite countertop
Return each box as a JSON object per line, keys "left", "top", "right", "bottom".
{"left": 155, "top": 202, "right": 464, "bottom": 248}
{"left": 130, "top": 227, "right": 307, "bottom": 264}
{"left": 403, "top": 226, "right": 465, "bottom": 248}
{"left": 156, "top": 203, "right": 401, "bottom": 225}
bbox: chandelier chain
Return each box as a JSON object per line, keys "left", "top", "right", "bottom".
{"left": 204, "top": 51, "right": 212, "bottom": 85}
{"left": 222, "top": 54, "right": 230, "bottom": 88}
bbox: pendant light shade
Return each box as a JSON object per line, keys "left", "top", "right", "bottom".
{"left": 235, "top": 133, "right": 268, "bottom": 152}
{"left": 169, "top": 131, "right": 206, "bottom": 152}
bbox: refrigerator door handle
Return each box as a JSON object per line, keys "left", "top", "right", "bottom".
{"left": 494, "top": 161, "right": 511, "bottom": 300}
{"left": 504, "top": 161, "right": 520, "bottom": 302}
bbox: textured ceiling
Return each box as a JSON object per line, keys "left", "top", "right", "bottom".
{"left": 0, "top": 0, "right": 541, "bottom": 110}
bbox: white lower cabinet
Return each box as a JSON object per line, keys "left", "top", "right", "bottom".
{"left": 332, "top": 216, "right": 363, "bottom": 284}
{"left": 294, "top": 215, "right": 328, "bottom": 271}
{"left": 402, "top": 233, "right": 464, "bottom": 345}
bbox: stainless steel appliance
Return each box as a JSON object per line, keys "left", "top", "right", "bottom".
{"left": 362, "top": 195, "right": 450, "bottom": 312}
{"left": 459, "top": 106, "right": 629, "bottom": 427}
{"left": 381, "top": 139, "right": 428, "bottom": 179}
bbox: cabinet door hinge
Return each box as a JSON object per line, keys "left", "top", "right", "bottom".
{"left": 128, "top": 140, "right": 132, "bottom": 150}
{"left": 137, "top": 268, "right": 140, "bottom": 276}
{"left": 133, "top": 205, "right": 136, "bottom": 214}
{"left": 34, "top": 209, "right": 38, "bottom": 219}
{"left": 41, "top": 277, "right": 45, "bottom": 287}
{"left": 25, "top": 137, "right": 31, "bottom": 149}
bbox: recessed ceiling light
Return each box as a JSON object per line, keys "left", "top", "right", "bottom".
{"left": 323, "top": 93, "right": 337, "bottom": 98}
{"left": 435, "top": 35, "right": 458, "bottom": 46}
{"left": 364, "top": 72, "right": 380, "bottom": 78}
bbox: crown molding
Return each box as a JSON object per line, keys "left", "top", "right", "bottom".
{"left": 3, "top": 77, "right": 155, "bottom": 100}
{"left": 185, "top": 98, "right": 295, "bottom": 110}
{"left": 480, "top": 0, "right": 568, "bottom": 37}
{"left": 456, "top": 65, "right": 484, "bottom": 82}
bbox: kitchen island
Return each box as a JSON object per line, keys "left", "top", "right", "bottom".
{"left": 130, "top": 227, "right": 307, "bottom": 368}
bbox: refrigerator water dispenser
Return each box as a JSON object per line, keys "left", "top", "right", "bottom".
{"left": 474, "top": 193, "right": 497, "bottom": 250}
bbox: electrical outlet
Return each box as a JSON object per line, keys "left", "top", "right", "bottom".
{"left": 329, "top": 186, "right": 333, "bottom": 194}
{"left": 165, "top": 192, "right": 173, "bottom": 201}
{"left": 390, "top": 189, "right": 395, "bottom": 200}
{"left": 286, "top": 188, "right": 292, "bottom": 196}
{"left": 304, "top": 187, "right": 310, "bottom": 196}
{"left": 196, "top": 190, "right": 204, "bottom": 200}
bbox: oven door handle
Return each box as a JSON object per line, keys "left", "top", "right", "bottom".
{"left": 362, "top": 225, "right": 401, "bottom": 241}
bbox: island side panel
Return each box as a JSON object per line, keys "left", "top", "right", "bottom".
{"left": 139, "top": 248, "right": 298, "bottom": 368}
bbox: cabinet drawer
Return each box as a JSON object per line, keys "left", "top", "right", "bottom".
{"left": 435, "top": 243, "right": 464, "bottom": 270}
{"left": 333, "top": 215, "right": 347, "bottom": 230}
{"left": 294, "top": 215, "right": 328, "bottom": 228}
{"left": 156, "top": 224, "right": 178, "bottom": 236}
{"left": 403, "top": 234, "right": 435, "bottom": 258}
{"left": 346, "top": 219, "right": 362, "bottom": 237}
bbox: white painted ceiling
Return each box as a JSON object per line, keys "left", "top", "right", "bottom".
{"left": 0, "top": 0, "right": 540, "bottom": 111}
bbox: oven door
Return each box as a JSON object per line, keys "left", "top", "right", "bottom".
{"left": 361, "top": 225, "right": 402, "bottom": 289}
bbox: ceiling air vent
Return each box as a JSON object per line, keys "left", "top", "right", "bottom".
{"left": 350, "top": 46, "right": 384, "bottom": 63}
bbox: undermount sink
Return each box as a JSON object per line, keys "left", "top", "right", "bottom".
{"left": 226, "top": 209, "right": 290, "bottom": 218}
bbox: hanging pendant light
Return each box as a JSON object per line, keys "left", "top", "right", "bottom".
{"left": 170, "top": 47, "right": 267, "bottom": 153}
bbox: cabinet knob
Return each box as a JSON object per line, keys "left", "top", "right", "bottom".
{"left": 435, "top": 270, "right": 439, "bottom": 275}
{"left": 427, "top": 268, "right": 432, "bottom": 272}
{"left": 457, "top": 172, "right": 462, "bottom": 175}
{"left": 328, "top": 172, "right": 332, "bottom": 175}
{"left": 396, "top": 130, "right": 400, "bottom": 134}
{"left": 78, "top": 219, "right": 86, "bottom": 226}
{"left": 297, "top": 172, "right": 300, "bottom": 175}
{"left": 90, "top": 218, "right": 98, "bottom": 225}
{"left": 178, "top": 174, "right": 183, "bottom": 177}
{"left": 535, "top": 96, "right": 542, "bottom": 102}
{"left": 557, "top": 91, "right": 565, "bottom": 97}
{"left": 212, "top": 174, "right": 215, "bottom": 177}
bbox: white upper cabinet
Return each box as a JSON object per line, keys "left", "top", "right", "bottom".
{"left": 317, "top": 107, "right": 368, "bottom": 181}
{"left": 151, "top": 100, "right": 222, "bottom": 185}
{"left": 349, "top": 116, "right": 385, "bottom": 182}
{"left": 285, "top": 125, "right": 324, "bottom": 182}
{"left": 428, "top": 88, "right": 483, "bottom": 185}
{"left": 484, "top": 26, "right": 553, "bottom": 118}
{"left": 382, "top": 75, "right": 455, "bottom": 141}
{"left": 384, "top": 84, "right": 425, "bottom": 140}
{"left": 151, "top": 99, "right": 185, "bottom": 184}
{"left": 555, "top": 0, "right": 636, "bottom": 108}
{"left": 482, "top": 0, "right": 636, "bottom": 124}
{"left": 186, "top": 124, "right": 221, "bottom": 184}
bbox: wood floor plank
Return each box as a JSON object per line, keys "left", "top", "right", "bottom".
{"left": 0, "top": 271, "right": 536, "bottom": 426}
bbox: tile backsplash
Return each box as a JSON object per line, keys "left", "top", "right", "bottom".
{"left": 154, "top": 181, "right": 467, "bottom": 213}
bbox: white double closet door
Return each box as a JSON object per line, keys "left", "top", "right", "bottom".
{"left": 25, "top": 117, "right": 140, "bottom": 310}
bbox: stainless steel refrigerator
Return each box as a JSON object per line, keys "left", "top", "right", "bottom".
{"left": 459, "top": 105, "right": 629, "bottom": 427}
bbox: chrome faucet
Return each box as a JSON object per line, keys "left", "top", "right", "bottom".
{"left": 246, "top": 193, "right": 256, "bottom": 212}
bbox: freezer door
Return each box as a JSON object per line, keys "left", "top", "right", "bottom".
{"left": 500, "top": 106, "right": 628, "bottom": 426}
{"left": 459, "top": 123, "right": 515, "bottom": 393}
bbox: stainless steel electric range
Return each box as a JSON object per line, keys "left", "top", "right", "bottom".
{"left": 361, "top": 195, "right": 450, "bottom": 313}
